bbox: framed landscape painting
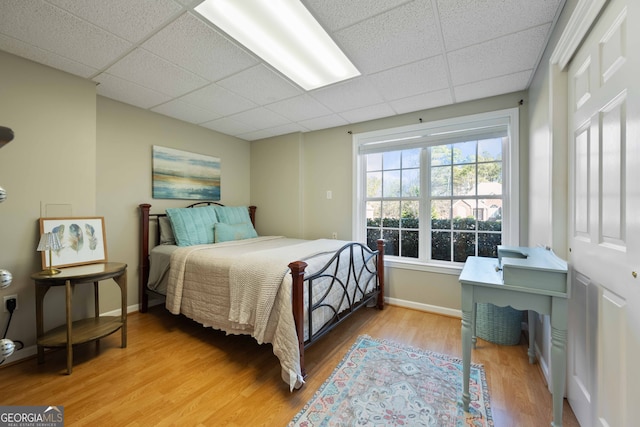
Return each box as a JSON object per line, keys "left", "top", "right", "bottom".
{"left": 39, "top": 217, "right": 108, "bottom": 269}
{"left": 152, "top": 145, "right": 221, "bottom": 200}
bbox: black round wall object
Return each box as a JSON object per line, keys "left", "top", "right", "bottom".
{"left": 0, "top": 126, "right": 15, "bottom": 145}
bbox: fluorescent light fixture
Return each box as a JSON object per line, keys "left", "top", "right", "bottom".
{"left": 195, "top": 0, "right": 360, "bottom": 90}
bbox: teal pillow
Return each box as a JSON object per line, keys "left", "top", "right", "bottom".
{"left": 214, "top": 222, "right": 258, "bottom": 243}
{"left": 166, "top": 206, "right": 218, "bottom": 246}
{"left": 214, "top": 205, "right": 252, "bottom": 225}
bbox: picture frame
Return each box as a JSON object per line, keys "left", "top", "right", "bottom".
{"left": 152, "top": 145, "right": 221, "bottom": 200}
{"left": 39, "top": 217, "right": 107, "bottom": 269}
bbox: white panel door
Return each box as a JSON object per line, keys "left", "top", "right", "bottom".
{"left": 567, "top": 0, "right": 640, "bottom": 425}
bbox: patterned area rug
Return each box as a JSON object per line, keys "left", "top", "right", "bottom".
{"left": 289, "top": 335, "right": 493, "bottom": 427}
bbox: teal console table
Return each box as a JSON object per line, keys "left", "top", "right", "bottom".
{"left": 459, "top": 246, "right": 568, "bottom": 427}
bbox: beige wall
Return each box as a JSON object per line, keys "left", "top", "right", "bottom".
{"left": 251, "top": 91, "right": 529, "bottom": 313}
{"left": 0, "top": 51, "right": 251, "bottom": 364}
{"left": 302, "top": 126, "right": 357, "bottom": 241}
{"left": 96, "top": 97, "right": 251, "bottom": 313}
{"left": 528, "top": 0, "right": 576, "bottom": 259}
{"left": 0, "top": 51, "right": 98, "bottom": 361}
{"left": 250, "top": 132, "right": 303, "bottom": 236}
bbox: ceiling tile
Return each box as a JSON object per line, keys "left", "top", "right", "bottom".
{"left": 200, "top": 117, "right": 257, "bottom": 136}
{"left": 46, "top": 0, "right": 182, "bottom": 43}
{"left": 302, "top": 0, "right": 410, "bottom": 32}
{"left": 179, "top": 84, "right": 256, "bottom": 116}
{"left": 311, "top": 78, "right": 384, "bottom": 112}
{"left": 389, "top": 89, "right": 453, "bottom": 114}
{"left": 266, "top": 95, "right": 332, "bottom": 122}
{"left": 0, "top": 33, "right": 98, "bottom": 78}
{"left": 339, "top": 103, "right": 397, "bottom": 124}
{"left": 143, "top": 12, "right": 258, "bottom": 82}
{"left": 0, "top": 0, "right": 566, "bottom": 141}
{"left": 0, "top": 0, "right": 131, "bottom": 69}
{"left": 151, "top": 99, "right": 220, "bottom": 124}
{"left": 333, "top": 0, "right": 441, "bottom": 74}
{"left": 369, "top": 57, "right": 449, "bottom": 101}
{"left": 217, "top": 65, "right": 302, "bottom": 105}
{"left": 448, "top": 25, "right": 551, "bottom": 86}
{"left": 298, "top": 114, "right": 350, "bottom": 131}
{"left": 105, "top": 48, "right": 208, "bottom": 97}
{"left": 229, "top": 108, "right": 290, "bottom": 130}
{"left": 438, "top": 0, "right": 563, "bottom": 51}
{"left": 239, "top": 123, "right": 309, "bottom": 141}
{"left": 454, "top": 71, "right": 532, "bottom": 103}
{"left": 94, "top": 73, "right": 172, "bottom": 109}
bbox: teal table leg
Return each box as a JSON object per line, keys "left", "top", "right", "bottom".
{"left": 550, "top": 297, "right": 568, "bottom": 427}
{"left": 461, "top": 284, "right": 473, "bottom": 411}
{"left": 472, "top": 302, "right": 477, "bottom": 349}
{"left": 528, "top": 310, "right": 537, "bottom": 364}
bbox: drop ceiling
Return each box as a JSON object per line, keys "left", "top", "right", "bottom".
{"left": 0, "top": 0, "right": 565, "bottom": 141}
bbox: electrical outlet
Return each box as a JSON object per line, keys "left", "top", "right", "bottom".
{"left": 331, "top": 232, "right": 338, "bottom": 239}
{"left": 3, "top": 294, "right": 17, "bottom": 313}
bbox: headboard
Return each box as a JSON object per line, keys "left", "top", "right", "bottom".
{"left": 138, "top": 202, "right": 257, "bottom": 312}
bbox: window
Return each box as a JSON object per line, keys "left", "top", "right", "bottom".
{"left": 353, "top": 109, "right": 519, "bottom": 270}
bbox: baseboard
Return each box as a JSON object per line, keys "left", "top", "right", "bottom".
{"left": 0, "top": 344, "right": 37, "bottom": 367}
{"left": 102, "top": 303, "right": 142, "bottom": 316}
{"left": 535, "top": 342, "right": 552, "bottom": 393}
{"left": 385, "top": 297, "right": 461, "bottom": 318}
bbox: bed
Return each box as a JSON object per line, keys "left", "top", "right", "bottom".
{"left": 138, "top": 202, "right": 385, "bottom": 390}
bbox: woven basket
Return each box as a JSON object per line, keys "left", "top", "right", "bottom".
{"left": 476, "top": 303, "right": 523, "bottom": 345}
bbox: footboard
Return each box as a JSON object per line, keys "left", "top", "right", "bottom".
{"left": 289, "top": 239, "right": 385, "bottom": 378}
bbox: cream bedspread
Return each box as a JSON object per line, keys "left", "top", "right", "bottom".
{"left": 165, "top": 236, "right": 349, "bottom": 390}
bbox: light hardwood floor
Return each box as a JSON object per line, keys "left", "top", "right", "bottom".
{"left": 0, "top": 304, "right": 579, "bottom": 426}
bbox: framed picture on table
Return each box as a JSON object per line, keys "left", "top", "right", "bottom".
{"left": 39, "top": 217, "right": 107, "bottom": 269}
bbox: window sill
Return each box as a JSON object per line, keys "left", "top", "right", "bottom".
{"left": 383, "top": 257, "right": 463, "bottom": 276}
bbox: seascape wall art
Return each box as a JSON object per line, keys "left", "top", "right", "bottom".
{"left": 152, "top": 145, "right": 221, "bottom": 200}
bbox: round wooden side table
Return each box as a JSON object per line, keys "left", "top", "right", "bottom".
{"left": 31, "top": 262, "right": 127, "bottom": 374}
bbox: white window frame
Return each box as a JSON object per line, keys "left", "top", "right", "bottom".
{"left": 352, "top": 108, "right": 520, "bottom": 275}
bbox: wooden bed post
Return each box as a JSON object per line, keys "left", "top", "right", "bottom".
{"left": 139, "top": 203, "right": 151, "bottom": 313}
{"left": 376, "top": 239, "right": 385, "bottom": 310}
{"left": 248, "top": 205, "right": 257, "bottom": 228}
{"left": 288, "top": 260, "right": 308, "bottom": 379}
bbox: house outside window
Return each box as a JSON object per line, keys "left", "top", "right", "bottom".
{"left": 352, "top": 109, "right": 519, "bottom": 271}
